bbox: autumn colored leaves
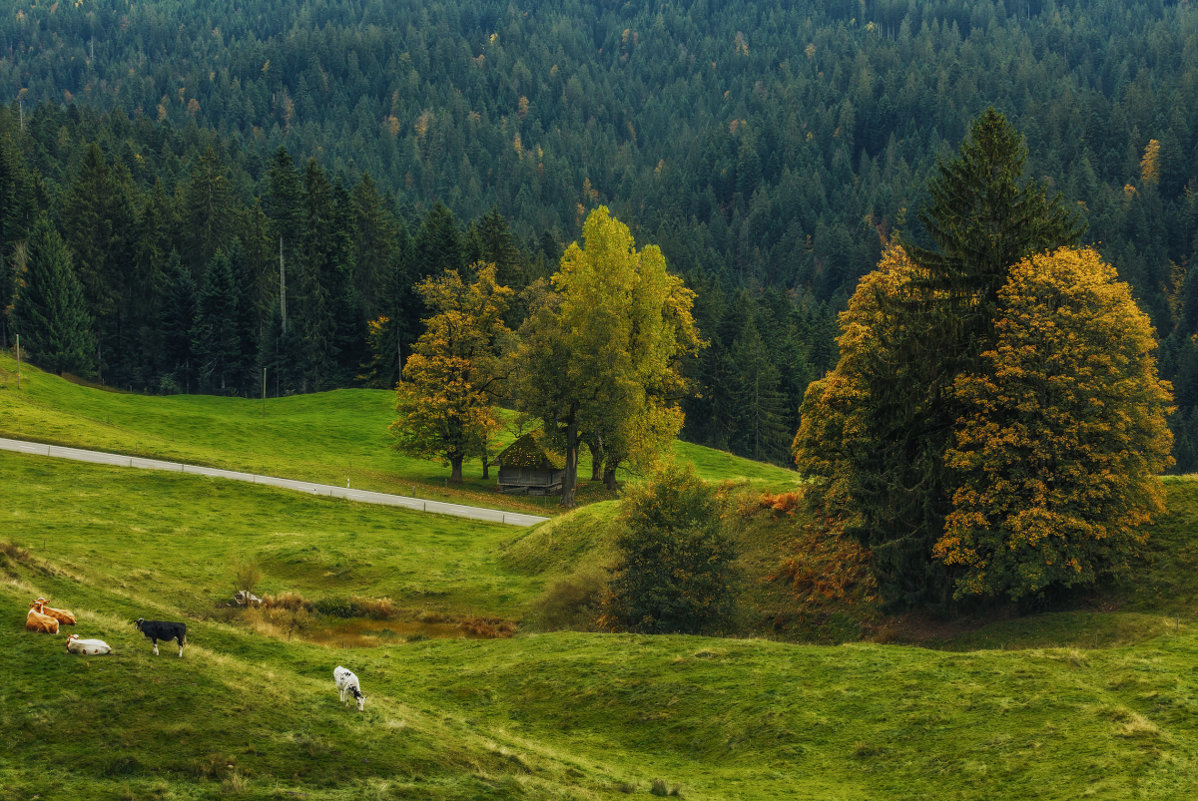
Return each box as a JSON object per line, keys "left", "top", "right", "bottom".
{"left": 795, "top": 111, "right": 1174, "bottom": 605}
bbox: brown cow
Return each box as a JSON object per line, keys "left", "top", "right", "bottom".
{"left": 31, "top": 598, "right": 75, "bottom": 626}
{"left": 26, "top": 606, "right": 59, "bottom": 634}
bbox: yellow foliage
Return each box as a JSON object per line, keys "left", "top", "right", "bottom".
{"left": 389, "top": 265, "right": 513, "bottom": 474}
{"left": 938, "top": 247, "right": 1173, "bottom": 598}
{"left": 1140, "top": 138, "right": 1160, "bottom": 186}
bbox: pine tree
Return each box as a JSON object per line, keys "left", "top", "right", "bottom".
{"left": 60, "top": 143, "right": 138, "bottom": 382}
{"left": 192, "top": 250, "right": 242, "bottom": 394}
{"left": 906, "top": 107, "right": 1085, "bottom": 348}
{"left": 160, "top": 252, "right": 196, "bottom": 393}
{"left": 12, "top": 213, "right": 94, "bottom": 376}
{"left": 798, "top": 112, "right": 1124, "bottom": 609}
{"left": 729, "top": 318, "right": 791, "bottom": 464}
{"left": 181, "top": 147, "right": 236, "bottom": 281}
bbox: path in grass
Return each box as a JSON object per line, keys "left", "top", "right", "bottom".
{"left": 0, "top": 436, "right": 548, "bottom": 527}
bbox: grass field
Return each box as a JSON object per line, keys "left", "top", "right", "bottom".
{"left": 0, "top": 351, "right": 798, "bottom": 515}
{"left": 2, "top": 351, "right": 1197, "bottom": 799}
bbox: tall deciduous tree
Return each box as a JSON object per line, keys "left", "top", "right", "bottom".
{"left": 11, "top": 213, "right": 94, "bottom": 376}
{"left": 938, "top": 248, "right": 1173, "bottom": 599}
{"left": 390, "top": 263, "right": 513, "bottom": 483}
{"left": 515, "top": 207, "right": 701, "bottom": 505}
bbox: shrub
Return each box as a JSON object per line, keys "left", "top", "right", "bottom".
{"left": 230, "top": 558, "right": 263, "bottom": 594}
{"left": 531, "top": 569, "right": 607, "bottom": 630}
{"left": 262, "top": 591, "right": 308, "bottom": 611}
{"left": 601, "top": 462, "right": 738, "bottom": 635}
{"left": 458, "top": 616, "right": 518, "bottom": 638}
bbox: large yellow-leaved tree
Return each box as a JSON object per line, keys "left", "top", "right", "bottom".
{"left": 390, "top": 263, "right": 512, "bottom": 483}
{"left": 938, "top": 247, "right": 1173, "bottom": 599}
{"left": 514, "top": 207, "right": 701, "bottom": 507}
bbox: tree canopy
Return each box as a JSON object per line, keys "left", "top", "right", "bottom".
{"left": 795, "top": 111, "right": 1171, "bottom": 608}
{"left": 389, "top": 264, "right": 513, "bottom": 483}
{"left": 514, "top": 207, "right": 701, "bottom": 506}
{"left": 938, "top": 247, "right": 1173, "bottom": 599}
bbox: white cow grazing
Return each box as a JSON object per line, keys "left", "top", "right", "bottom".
{"left": 65, "top": 634, "right": 112, "bottom": 655}
{"left": 334, "top": 665, "right": 366, "bottom": 711}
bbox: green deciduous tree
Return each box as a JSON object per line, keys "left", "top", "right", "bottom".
{"left": 938, "top": 247, "right": 1173, "bottom": 599}
{"left": 514, "top": 207, "right": 701, "bottom": 506}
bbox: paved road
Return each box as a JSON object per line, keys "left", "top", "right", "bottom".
{"left": 0, "top": 437, "right": 549, "bottom": 527}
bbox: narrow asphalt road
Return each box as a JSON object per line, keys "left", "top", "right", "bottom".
{"left": 0, "top": 436, "right": 549, "bottom": 527}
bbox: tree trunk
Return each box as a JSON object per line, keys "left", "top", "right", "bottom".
{"left": 560, "top": 417, "right": 580, "bottom": 508}
{"left": 449, "top": 455, "right": 464, "bottom": 483}
{"left": 603, "top": 463, "right": 618, "bottom": 491}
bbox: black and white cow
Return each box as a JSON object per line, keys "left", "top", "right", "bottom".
{"left": 135, "top": 618, "right": 187, "bottom": 657}
{"left": 334, "top": 665, "right": 366, "bottom": 711}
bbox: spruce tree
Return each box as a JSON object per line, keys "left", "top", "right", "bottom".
{"left": 192, "top": 250, "right": 242, "bottom": 394}
{"left": 12, "top": 213, "right": 94, "bottom": 376}
{"left": 160, "top": 252, "right": 196, "bottom": 393}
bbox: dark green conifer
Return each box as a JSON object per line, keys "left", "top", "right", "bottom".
{"left": 12, "top": 213, "right": 94, "bottom": 376}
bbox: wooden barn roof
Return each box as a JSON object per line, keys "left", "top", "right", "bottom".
{"left": 496, "top": 432, "right": 566, "bottom": 471}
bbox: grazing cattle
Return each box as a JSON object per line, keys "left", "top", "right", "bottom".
{"left": 65, "top": 634, "right": 112, "bottom": 655}
{"left": 233, "top": 590, "right": 262, "bottom": 607}
{"left": 135, "top": 618, "right": 186, "bottom": 657}
{"left": 334, "top": 665, "right": 366, "bottom": 711}
{"left": 26, "top": 606, "right": 59, "bottom": 634}
{"left": 32, "top": 598, "right": 76, "bottom": 626}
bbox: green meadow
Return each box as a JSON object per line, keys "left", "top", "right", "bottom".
{"left": 1, "top": 354, "right": 1197, "bottom": 799}
{"left": 0, "top": 351, "right": 796, "bottom": 513}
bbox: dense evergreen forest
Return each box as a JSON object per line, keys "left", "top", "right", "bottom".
{"left": 3, "top": 0, "right": 1198, "bottom": 469}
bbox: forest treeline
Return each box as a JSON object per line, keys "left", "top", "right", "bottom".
{"left": 2, "top": 0, "right": 1198, "bottom": 468}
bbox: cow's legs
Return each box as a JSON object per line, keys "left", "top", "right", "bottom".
{"left": 177, "top": 638, "right": 184, "bottom": 657}
{"left": 152, "top": 640, "right": 159, "bottom": 656}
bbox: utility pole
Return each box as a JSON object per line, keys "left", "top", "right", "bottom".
{"left": 261, "top": 367, "right": 266, "bottom": 417}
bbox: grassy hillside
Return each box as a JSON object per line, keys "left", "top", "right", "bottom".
{"left": 0, "top": 352, "right": 798, "bottom": 515}
{"left": 4, "top": 349, "right": 1197, "bottom": 798}
{"left": 2, "top": 491, "right": 1196, "bottom": 799}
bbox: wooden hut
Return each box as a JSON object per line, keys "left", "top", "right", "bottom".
{"left": 495, "top": 432, "right": 566, "bottom": 495}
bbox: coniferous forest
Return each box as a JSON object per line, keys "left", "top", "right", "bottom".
{"left": 3, "top": 0, "right": 1198, "bottom": 469}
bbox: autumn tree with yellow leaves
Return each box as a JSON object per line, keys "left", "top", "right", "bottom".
{"left": 938, "top": 248, "right": 1173, "bottom": 599}
{"left": 795, "top": 110, "right": 1172, "bottom": 607}
{"left": 389, "top": 264, "right": 513, "bottom": 483}
{"left": 514, "top": 207, "right": 702, "bottom": 507}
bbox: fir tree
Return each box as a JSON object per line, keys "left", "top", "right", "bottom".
{"left": 192, "top": 250, "right": 242, "bottom": 394}
{"left": 12, "top": 213, "right": 94, "bottom": 376}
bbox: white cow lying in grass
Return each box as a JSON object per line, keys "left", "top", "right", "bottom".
{"left": 334, "top": 665, "right": 366, "bottom": 711}
{"left": 65, "top": 634, "right": 112, "bottom": 655}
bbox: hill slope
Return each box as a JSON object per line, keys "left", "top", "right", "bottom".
{"left": 3, "top": 352, "right": 1198, "bottom": 799}
{"left": 0, "top": 351, "right": 798, "bottom": 515}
